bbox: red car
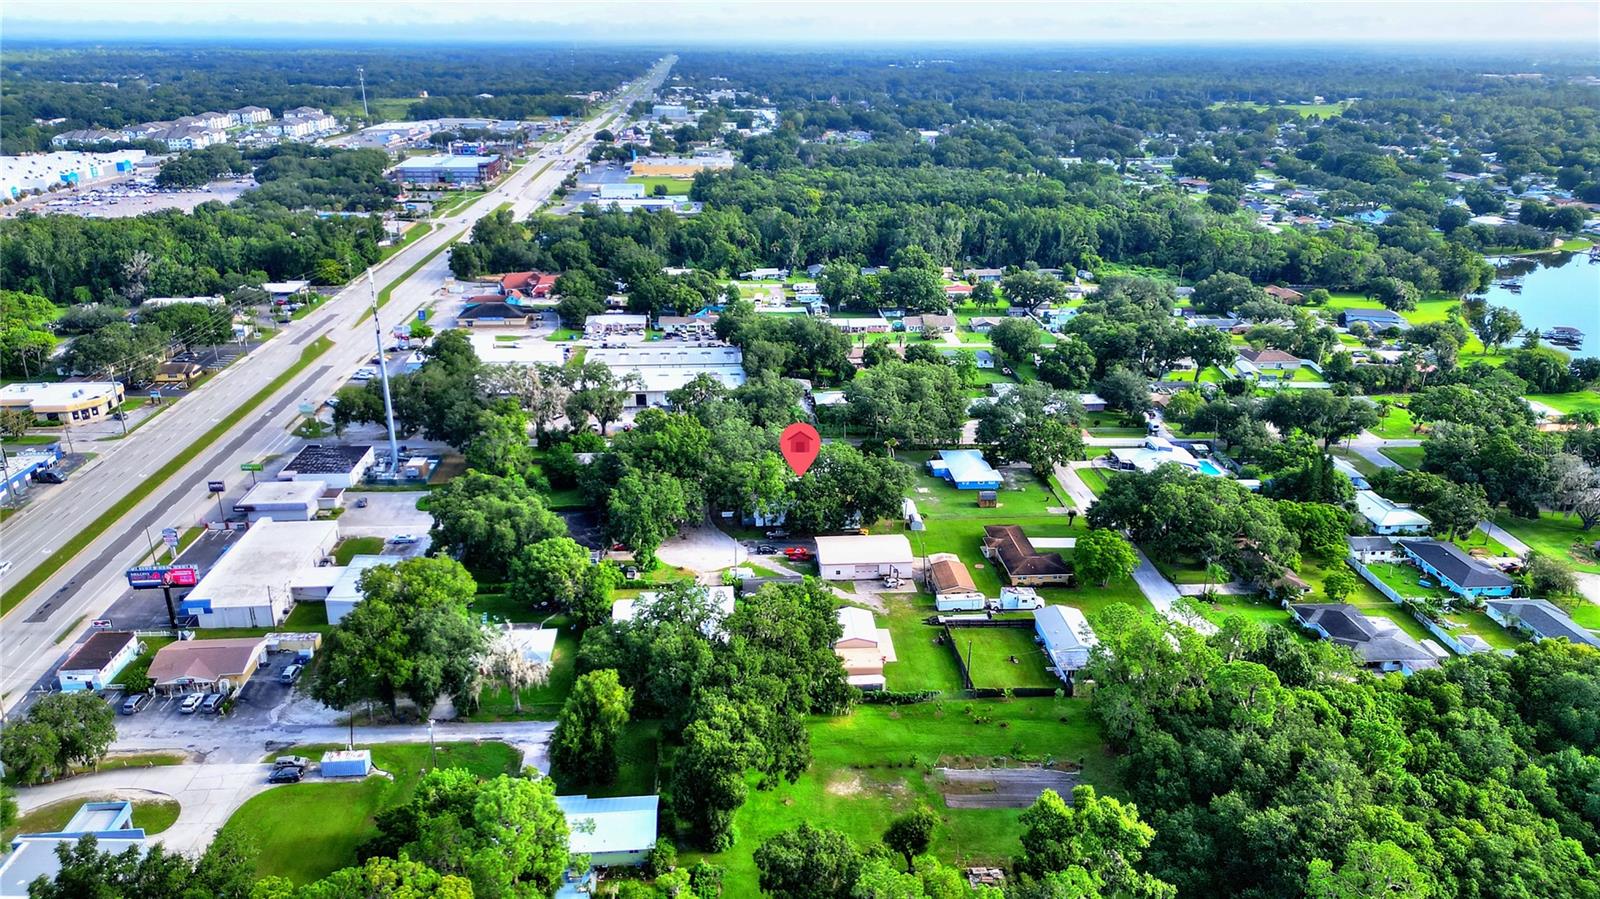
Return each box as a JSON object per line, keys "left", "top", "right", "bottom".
{"left": 783, "top": 547, "right": 813, "bottom": 561}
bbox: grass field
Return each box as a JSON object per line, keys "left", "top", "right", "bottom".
{"left": 378, "top": 222, "right": 433, "bottom": 262}
{"left": 4, "top": 796, "right": 179, "bottom": 844}
{"left": 1526, "top": 390, "right": 1600, "bottom": 416}
{"left": 222, "top": 741, "right": 522, "bottom": 885}
{"left": 954, "top": 627, "right": 1058, "bottom": 689}
{"left": 1499, "top": 512, "right": 1600, "bottom": 573}
{"left": 1074, "top": 467, "right": 1110, "bottom": 496}
{"left": 333, "top": 536, "right": 385, "bottom": 565}
{"left": 329, "top": 97, "right": 420, "bottom": 120}
{"left": 1210, "top": 100, "right": 1349, "bottom": 118}
{"left": 1379, "top": 446, "right": 1425, "bottom": 470}
{"left": 683, "top": 699, "right": 1115, "bottom": 892}
{"left": 626, "top": 175, "right": 693, "bottom": 196}
{"left": 878, "top": 594, "right": 966, "bottom": 693}
{"left": 1, "top": 335, "right": 334, "bottom": 615}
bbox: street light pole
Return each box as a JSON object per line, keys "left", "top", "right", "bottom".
{"left": 427, "top": 718, "right": 436, "bottom": 770}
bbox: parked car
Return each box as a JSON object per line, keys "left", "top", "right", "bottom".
{"left": 355, "top": 497, "right": 368, "bottom": 508}
{"left": 178, "top": 693, "right": 205, "bottom": 714}
{"left": 119, "top": 693, "right": 151, "bottom": 715}
{"left": 111, "top": 411, "right": 128, "bottom": 421}
{"left": 279, "top": 663, "right": 303, "bottom": 685}
{"left": 200, "top": 691, "right": 228, "bottom": 715}
{"left": 783, "top": 547, "right": 813, "bottom": 561}
{"left": 756, "top": 544, "right": 775, "bottom": 555}
{"left": 271, "top": 756, "right": 310, "bottom": 771}
{"left": 765, "top": 528, "right": 790, "bottom": 539}
{"left": 31, "top": 469, "right": 66, "bottom": 484}
{"left": 389, "top": 534, "right": 418, "bottom": 545}
{"left": 268, "top": 767, "right": 304, "bottom": 784}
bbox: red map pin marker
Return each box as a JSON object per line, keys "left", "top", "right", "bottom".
{"left": 780, "top": 422, "right": 821, "bottom": 477}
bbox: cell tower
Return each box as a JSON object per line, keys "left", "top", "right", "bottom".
{"left": 357, "top": 66, "right": 370, "bottom": 118}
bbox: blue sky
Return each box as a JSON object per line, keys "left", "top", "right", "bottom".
{"left": 4, "top": 0, "right": 1598, "bottom": 45}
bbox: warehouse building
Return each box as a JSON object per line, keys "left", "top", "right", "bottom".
{"left": 280, "top": 444, "right": 375, "bottom": 489}
{"left": 233, "top": 480, "right": 326, "bottom": 522}
{"left": 586, "top": 344, "right": 746, "bottom": 408}
{"left": 814, "top": 534, "right": 915, "bottom": 581}
{"left": 178, "top": 519, "right": 339, "bottom": 628}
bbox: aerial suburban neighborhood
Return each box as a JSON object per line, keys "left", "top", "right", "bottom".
{"left": 0, "top": 3, "right": 1598, "bottom": 898}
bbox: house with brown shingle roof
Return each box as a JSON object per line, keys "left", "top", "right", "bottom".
{"left": 146, "top": 638, "right": 266, "bottom": 693}
{"left": 980, "top": 525, "right": 1073, "bottom": 586}
{"left": 1236, "top": 347, "right": 1303, "bottom": 370}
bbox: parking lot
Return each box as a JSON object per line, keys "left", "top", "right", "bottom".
{"left": 113, "top": 646, "right": 339, "bottom": 753}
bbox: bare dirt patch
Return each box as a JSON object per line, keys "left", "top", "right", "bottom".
{"left": 934, "top": 766, "right": 1077, "bottom": 809}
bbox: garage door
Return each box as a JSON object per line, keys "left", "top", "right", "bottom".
{"left": 853, "top": 563, "right": 881, "bottom": 579}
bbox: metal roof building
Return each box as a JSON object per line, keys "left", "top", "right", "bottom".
{"left": 555, "top": 794, "right": 659, "bottom": 867}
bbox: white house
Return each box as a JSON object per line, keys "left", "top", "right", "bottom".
{"left": 1346, "top": 536, "right": 1403, "bottom": 565}
{"left": 833, "top": 605, "right": 897, "bottom": 689}
{"left": 814, "top": 534, "right": 915, "bottom": 581}
{"left": 1034, "top": 605, "right": 1098, "bottom": 678}
{"left": 1353, "top": 490, "right": 1430, "bottom": 535}
{"left": 56, "top": 631, "right": 140, "bottom": 693}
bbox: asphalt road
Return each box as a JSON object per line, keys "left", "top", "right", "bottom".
{"left": 0, "top": 57, "right": 674, "bottom": 714}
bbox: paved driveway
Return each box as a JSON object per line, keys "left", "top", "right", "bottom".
{"left": 1132, "top": 548, "right": 1217, "bottom": 634}
{"left": 14, "top": 764, "right": 276, "bottom": 854}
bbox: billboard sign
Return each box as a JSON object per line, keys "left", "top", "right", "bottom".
{"left": 126, "top": 564, "right": 199, "bottom": 589}
{"left": 208, "top": 480, "right": 226, "bottom": 493}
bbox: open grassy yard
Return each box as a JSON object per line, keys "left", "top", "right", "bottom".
{"left": 1379, "top": 446, "right": 1424, "bottom": 469}
{"left": 626, "top": 175, "right": 693, "bottom": 195}
{"left": 1368, "top": 404, "right": 1418, "bottom": 440}
{"left": 1074, "top": 466, "right": 1110, "bottom": 496}
{"left": 1188, "top": 593, "right": 1305, "bottom": 634}
{"left": 878, "top": 593, "right": 966, "bottom": 693}
{"left": 1499, "top": 512, "right": 1600, "bottom": 573}
{"left": 955, "top": 627, "right": 1058, "bottom": 689}
{"left": 1527, "top": 390, "right": 1600, "bottom": 416}
{"left": 1569, "top": 602, "right": 1600, "bottom": 630}
{"left": 333, "top": 536, "right": 384, "bottom": 565}
{"left": 222, "top": 741, "right": 521, "bottom": 885}
{"left": 683, "top": 698, "right": 1116, "bottom": 892}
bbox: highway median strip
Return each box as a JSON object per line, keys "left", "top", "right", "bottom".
{"left": 1, "top": 336, "right": 335, "bottom": 616}
{"left": 357, "top": 236, "right": 460, "bottom": 325}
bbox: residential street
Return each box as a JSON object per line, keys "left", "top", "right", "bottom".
{"left": 0, "top": 59, "right": 674, "bottom": 715}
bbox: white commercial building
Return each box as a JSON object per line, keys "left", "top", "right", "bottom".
{"left": 177, "top": 519, "right": 339, "bottom": 628}
{"left": 0, "top": 381, "right": 125, "bottom": 426}
{"left": 0, "top": 149, "right": 146, "bottom": 200}
{"left": 233, "top": 480, "right": 325, "bottom": 522}
{"left": 324, "top": 555, "right": 393, "bottom": 625}
{"left": 586, "top": 344, "right": 747, "bottom": 408}
{"left": 814, "top": 534, "right": 915, "bottom": 581}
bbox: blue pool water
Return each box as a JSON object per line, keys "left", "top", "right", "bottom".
{"left": 1195, "top": 460, "right": 1225, "bottom": 477}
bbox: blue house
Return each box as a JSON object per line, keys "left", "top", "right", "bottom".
{"left": 1340, "top": 308, "right": 1409, "bottom": 331}
{"left": 926, "top": 449, "right": 1003, "bottom": 490}
{"left": 1398, "top": 539, "right": 1514, "bottom": 598}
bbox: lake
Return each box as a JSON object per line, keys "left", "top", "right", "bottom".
{"left": 1478, "top": 250, "right": 1600, "bottom": 356}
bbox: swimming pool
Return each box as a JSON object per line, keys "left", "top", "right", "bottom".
{"left": 1195, "top": 460, "right": 1226, "bottom": 477}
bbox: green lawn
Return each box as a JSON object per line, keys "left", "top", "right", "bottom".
{"left": 378, "top": 222, "right": 433, "bottom": 262}
{"left": 1368, "top": 404, "right": 1418, "bottom": 440}
{"left": 1189, "top": 593, "right": 1306, "bottom": 634}
{"left": 1379, "top": 446, "right": 1424, "bottom": 470}
{"left": 1073, "top": 467, "right": 1110, "bottom": 497}
{"left": 626, "top": 175, "right": 692, "bottom": 196}
{"left": 1569, "top": 602, "right": 1600, "bottom": 630}
{"left": 1499, "top": 512, "right": 1600, "bottom": 573}
{"left": 954, "top": 627, "right": 1058, "bottom": 690}
{"left": 117, "top": 636, "right": 175, "bottom": 688}
{"left": 878, "top": 594, "right": 966, "bottom": 694}
{"left": 333, "top": 536, "right": 385, "bottom": 565}
{"left": 1527, "top": 390, "right": 1600, "bottom": 416}
{"left": 4, "top": 797, "right": 179, "bottom": 844}
{"left": 682, "top": 699, "right": 1116, "bottom": 893}
{"left": 222, "top": 741, "right": 522, "bottom": 885}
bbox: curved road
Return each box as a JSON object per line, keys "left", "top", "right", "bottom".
{"left": 0, "top": 58, "right": 673, "bottom": 713}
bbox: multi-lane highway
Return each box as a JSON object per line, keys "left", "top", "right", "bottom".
{"left": 0, "top": 57, "right": 673, "bottom": 712}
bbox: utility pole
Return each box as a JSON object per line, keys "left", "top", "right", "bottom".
{"left": 356, "top": 66, "right": 369, "bottom": 119}
{"left": 368, "top": 273, "right": 401, "bottom": 475}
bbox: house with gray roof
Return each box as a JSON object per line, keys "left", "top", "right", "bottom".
{"left": 1290, "top": 603, "right": 1442, "bottom": 674}
{"left": 1485, "top": 599, "right": 1600, "bottom": 648}
{"left": 1398, "top": 539, "right": 1513, "bottom": 598}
